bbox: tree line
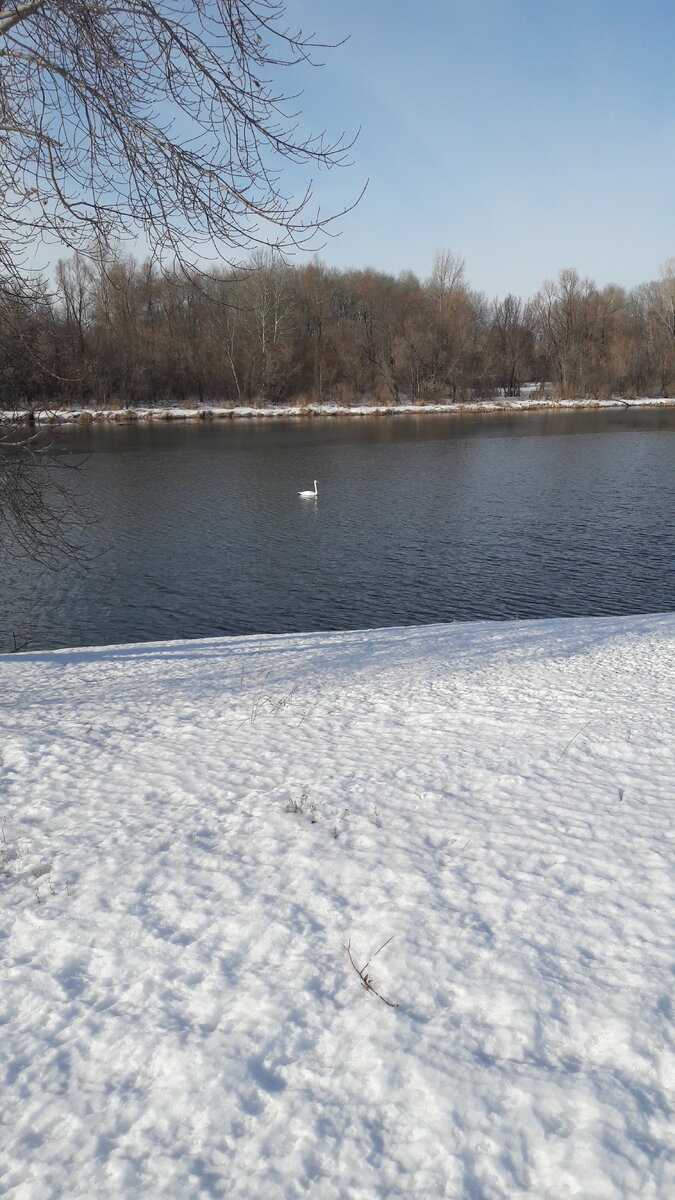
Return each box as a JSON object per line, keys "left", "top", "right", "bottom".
{"left": 2, "top": 249, "right": 675, "bottom": 410}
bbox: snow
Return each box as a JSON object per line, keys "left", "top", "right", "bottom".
{"left": 1, "top": 612, "right": 674, "bottom": 1198}
{"left": 7, "top": 395, "right": 675, "bottom": 424}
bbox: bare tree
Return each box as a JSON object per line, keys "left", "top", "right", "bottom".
{"left": 639, "top": 259, "right": 675, "bottom": 395}
{"left": 533, "top": 269, "right": 595, "bottom": 397}
{"left": 238, "top": 248, "right": 297, "bottom": 400}
{"left": 427, "top": 249, "right": 465, "bottom": 318}
{"left": 490, "top": 294, "right": 533, "bottom": 397}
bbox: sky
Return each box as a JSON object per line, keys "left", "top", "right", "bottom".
{"left": 280, "top": 0, "right": 675, "bottom": 299}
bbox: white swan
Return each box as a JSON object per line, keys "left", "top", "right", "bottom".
{"left": 298, "top": 479, "right": 318, "bottom": 498}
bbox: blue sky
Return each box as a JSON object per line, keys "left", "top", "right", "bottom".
{"left": 283, "top": 0, "right": 675, "bottom": 298}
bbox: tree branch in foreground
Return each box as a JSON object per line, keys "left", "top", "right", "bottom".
{"left": 0, "top": 0, "right": 363, "bottom": 288}
{"left": 0, "top": 415, "right": 90, "bottom": 568}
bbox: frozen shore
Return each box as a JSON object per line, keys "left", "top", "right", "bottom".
{"left": 1, "top": 613, "right": 674, "bottom": 1198}
{"left": 7, "top": 394, "right": 675, "bottom": 424}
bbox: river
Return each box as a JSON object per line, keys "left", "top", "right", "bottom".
{"left": 2, "top": 407, "right": 674, "bottom": 651}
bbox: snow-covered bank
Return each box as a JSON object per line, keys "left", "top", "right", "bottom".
{"left": 2, "top": 614, "right": 674, "bottom": 1198}
{"left": 7, "top": 395, "right": 675, "bottom": 424}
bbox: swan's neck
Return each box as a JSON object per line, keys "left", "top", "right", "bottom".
{"left": 313, "top": 481, "right": 318, "bottom": 493}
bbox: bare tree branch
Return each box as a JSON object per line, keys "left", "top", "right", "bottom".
{"left": 344, "top": 937, "right": 400, "bottom": 1008}
{"left": 0, "top": 0, "right": 47, "bottom": 38}
{"left": 0, "top": 0, "right": 362, "bottom": 288}
{"left": 0, "top": 410, "right": 90, "bottom": 567}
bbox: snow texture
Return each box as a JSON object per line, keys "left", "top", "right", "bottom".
{"left": 1, "top": 613, "right": 674, "bottom": 1198}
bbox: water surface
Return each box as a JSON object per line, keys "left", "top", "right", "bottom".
{"left": 3, "top": 407, "right": 674, "bottom": 651}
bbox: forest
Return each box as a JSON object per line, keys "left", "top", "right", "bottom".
{"left": 2, "top": 249, "right": 675, "bottom": 410}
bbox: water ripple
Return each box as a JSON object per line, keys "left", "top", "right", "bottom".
{"left": 1, "top": 411, "right": 673, "bottom": 650}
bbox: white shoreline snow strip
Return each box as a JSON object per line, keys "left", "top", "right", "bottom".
{"left": 5, "top": 396, "right": 675, "bottom": 424}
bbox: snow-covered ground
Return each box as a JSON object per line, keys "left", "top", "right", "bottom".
{"left": 1, "top": 613, "right": 674, "bottom": 1198}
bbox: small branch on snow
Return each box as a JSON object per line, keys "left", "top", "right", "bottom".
{"left": 557, "top": 720, "right": 593, "bottom": 762}
{"left": 343, "top": 937, "right": 399, "bottom": 1008}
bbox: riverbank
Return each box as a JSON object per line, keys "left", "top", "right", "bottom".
{"left": 7, "top": 394, "right": 675, "bottom": 423}
{"left": 2, "top": 613, "right": 674, "bottom": 1198}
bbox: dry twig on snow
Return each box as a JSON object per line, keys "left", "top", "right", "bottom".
{"left": 344, "top": 936, "right": 399, "bottom": 1008}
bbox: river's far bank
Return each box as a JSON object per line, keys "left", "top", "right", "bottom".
{"left": 6, "top": 394, "right": 675, "bottom": 424}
